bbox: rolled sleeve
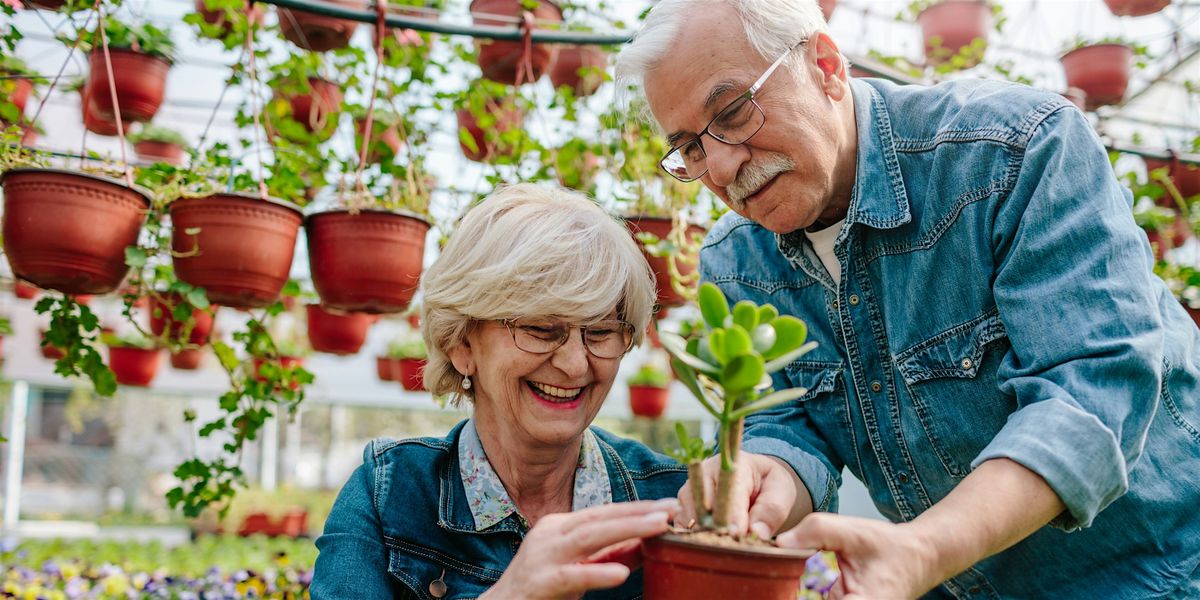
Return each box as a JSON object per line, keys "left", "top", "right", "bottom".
{"left": 743, "top": 429, "right": 841, "bottom": 513}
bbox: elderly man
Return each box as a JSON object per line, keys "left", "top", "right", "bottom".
{"left": 616, "top": 0, "right": 1200, "bottom": 598}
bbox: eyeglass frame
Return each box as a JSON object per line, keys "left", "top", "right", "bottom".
{"left": 659, "top": 37, "right": 809, "bottom": 183}
{"left": 498, "top": 318, "right": 636, "bottom": 359}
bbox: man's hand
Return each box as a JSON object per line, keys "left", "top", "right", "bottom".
{"left": 480, "top": 498, "right": 679, "bottom": 600}
{"left": 675, "top": 453, "right": 812, "bottom": 537}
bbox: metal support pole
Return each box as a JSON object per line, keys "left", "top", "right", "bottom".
{"left": 260, "top": 406, "right": 278, "bottom": 491}
{"left": 3, "top": 381, "right": 30, "bottom": 532}
{"left": 284, "top": 409, "right": 302, "bottom": 487}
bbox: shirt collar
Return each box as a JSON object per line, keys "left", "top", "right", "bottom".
{"left": 457, "top": 419, "right": 612, "bottom": 531}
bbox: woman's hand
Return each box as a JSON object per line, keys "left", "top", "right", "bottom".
{"left": 480, "top": 498, "right": 680, "bottom": 600}
{"left": 676, "top": 453, "right": 811, "bottom": 537}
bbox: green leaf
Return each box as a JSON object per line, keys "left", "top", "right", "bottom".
{"left": 732, "top": 301, "right": 759, "bottom": 331}
{"left": 757, "top": 304, "right": 779, "bottom": 324}
{"left": 751, "top": 323, "right": 777, "bottom": 353}
{"left": 212, "top": 341, "right": 240, "bottom": 372}
{"left": 763, "top": 316, "right": 807, "bottom": 360}
{"left": 661, "top": 332, "right": 720, "bottom": 376}
{"left": 125, "top": 245, "right": 148, "bottom": 268}
{"left": 731, "top": 386, "right": 810, "bottom": 420}
{"left": 697, "top": 282, "right": 729, "bottom": 329}
{"left": 721, "top": 325, "right": 752, "bottom": 359}
{"left": 764, "top": 341, "right": 818, "bottom": 373}
{"left": 186, "top": 287, "right": 210, "bottom": 310}
{"left": 722, "top": 354, "right": 764, "bottom": 393}
{"left": 708, "top": 329, "right": 727, "bottom": 365}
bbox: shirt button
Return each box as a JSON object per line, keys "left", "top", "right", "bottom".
{"left": 848, "top": 294, "right": 860, "bottom": 305}
{"left": 870, "top": 381, "right": 882, "bottom": 393}
{"left": 961, "top": 358, "right": 973, "bottom": 370}
{"left": 832, "top": 299, "right": 839, "bottom": 309}
{"left": 968, "top": 586, "right": 981, "bottom": 595}
{"left": 898, "top": 472, "right": 910, "bottom": 483}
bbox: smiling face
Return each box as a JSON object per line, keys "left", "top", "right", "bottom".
{"left": 642, "top": 4, "right": 857, "bottom": 234}
{"left": 449, "top": 315, "right": 621, "bottom": 451}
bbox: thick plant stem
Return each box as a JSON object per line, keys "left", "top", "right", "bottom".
{"left": 713, "top": 418, "right": 745, "bottom": 530}
{"left": 688, "top": 462, "right": 711, "bottom": 528}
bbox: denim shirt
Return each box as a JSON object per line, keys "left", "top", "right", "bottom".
{"left": 700, "top": 77, "right": 1200, "bottom": 599}
{"left": 310, "top": 419, "right": 687, "bottom": 600}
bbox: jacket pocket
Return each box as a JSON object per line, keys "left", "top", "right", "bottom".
{"left": 386, "top": 538, "right": 500, "bottom": 600}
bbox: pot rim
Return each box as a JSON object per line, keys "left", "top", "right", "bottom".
{"left": 650, "top": 532, "right": 817, "bottom": 560}
{"left": 303, "top": 206, "right": 431, "bottom": 226}
{"left": 1060, "top": 42, "right": 1133, "bottom": 60}
{"left": 0, "top": 166, "right": 152, "bottom": 206}
{"left": 88, "top": 46, "right": 175, "bottom": 66}
{"left": 170, "top": 191, "right": 304, "bottom": 217}
{"left": 469, "top": 0, "right": 564, "bottom": 21}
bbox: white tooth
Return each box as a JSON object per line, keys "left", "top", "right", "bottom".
{"left": 532, "top": 382, "right": 581, "bottom": 399}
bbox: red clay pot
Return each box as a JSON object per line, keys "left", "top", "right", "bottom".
{"left": 549, "top": 44, "right": 607, "bottom": 97}
{"left": 39, "top": 330, "right": 65, "bottom": 360}
{"left": 279, "top": 0, "right": 365, "bottom": 52}
{"left": 406, "top": 313, "right": 421, "bottom": 329}
{"left": 470, "top": 0, "right": 563, "bottom": 85}
{"left": 642, "top": 533, "right": 811, "bottom": 600}
{"left": 170, "top": 348, "right": 205, "bottom": 370}
{"left": 1060, "top": 44, "right": 1132, "bottom": 110}
{"left": 80, "top": 83, "right": 120, "bottom": 136}
{"left": 625, "top": 216, "right": 705, "bottom": 309}
{"left": 1146, "top": 155, "right": 1200, "bottom": 201}
{"left": 376, "top": 356, "right": 401, "bottom": 381}
{"left": 1103, "top": 0, "right": 1170, "bottom": 16}
{"left": 194, "top": 0, "right": 266, "bottom": 34}
{"left": 149, "top": 293, "right": 217, "bottom": 344}
{"left": 275, "top": 510, "right": 309, "bottom": 537}
{"left": 252, "top": 355, "right": 304, "bottom": 389}
{"left": 629, "top": 385, "right": 668, "bottom": 419}
{"left": 916, "top": 0, "right": 991, "bottom": 67}
{"left": 287, "top": 77, "right": 343, "bottom": 135}
{"left": 134, "top": 140, "right": 184, "bottom": 165}
{"left": 354, "top": 116, "right": 405, "bottom": 163}
{"left": 456, "top": 101, "right": 524, "bottom": 162}
{"left": 5, "top": 76, "right": 33, "bottom": 115}
{"left": 14, "top": 281, "right": 39, "bottom": 300}
{"left": 108, "top": 346, "right": 162, "bottom": 387}
{"left": 170, "top": 193, "right": 303, "bottom": 310}
{"left": 20, "top": 124, "right": 38, "bottom": 146}
{"left": 87, "top": 49, "right": 170, "bottom": 123}
{"left": 1, "top": 168, "right": 149, "bottom": 295}
{"left": 398, "top": 357, "right": 427, "bottom": 391}
{"left": 306, "top": 210, "right": 430, "bottom": 314}
{"left": 1187, "top": 306, "right": 1200, "bottom": 330}
{"left": 818, "top": 0, "right": 837, "bottom": 20}
{"left": 306, "top": 303, "right": 373, "bottom": 355}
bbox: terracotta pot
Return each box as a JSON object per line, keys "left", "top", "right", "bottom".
{"left": 916, "top": 0, "right": 991, "bottom": 67}
{"left": 398, "top": 357, "right": 426, "bottom": 391}
{"left": 170, "top": 348, "right": 205, "bottom": 370}
{"left": 170, "top": 193, "right": 303, "bottom": 310}
{"left": 238, "top": 512, "right": 273, "bottom": 536}
{"left": 279, "top": 0, "right": 365, "bottom": 52}
{"left": 149, "top": 293, "right": 216, "bottom": 344}
{"left": 87, "top": 49, "right": 170, "bottom": 123}
{"left": 275, "top": 510, "right": 309, "bottom": 537}
{"left": 354, "top": 116, "right": 405, "bottom": 163}
{"left": 625, "top": 216, "right": 705, "bottom": 309}
{"left": 1060, "top": 44, "right": 1132, "bottom": 110}
{"left": 287, "top": 77, "right": 343, "bottom": 135}
{"left": 20, "top": 124, "right": 38, "bottom": 146}
{"left": 376, "top": 356, "right": 400, "bottom": 381}
{"left": 629, "top": 385, "right": 668, "bottom": 419}
{"left": 1146, "top": 156, "right": 1200, "bottom": 201}
{"left": 108, "top": 346, "right": 162, "bottom": 387}
{"left": 80, "top": 84, "right": 119, "bottom": 136}
{"left": 1187, "top": 306, "right": 1200, "bottom": 330}
{"left": 642, "top": 533, "right": 811, "bottom": 600}
{"left": 470, "top": 0, "right": 563, "bottom": 85}
{"left": 26, "top": 0, "right": 78, "bottom": 9}
{"left": 4, "top": 76, "right": 33, "bottom": 115}
{"left": 306, "top": 303, "right": 373, "bottom": 355}
{"left": 406, "top": 313, "right": 421, "bottom": 329}
{"left": 1, "top": 168, "right": 149, "bottom": 295}
{"left": 134, "top": 140, "right": 184, "bottom": 165}
{"left": 306, "top": 210, "right": 430, "bottom": 314}
{"left": 252, "top": 355, "right": 304, "bottom": 389}
{"left": 455, "top": 101, "right": 524, "bottom": 162}
{"left": 39, "top": 330, "right": 65, "bottom": 360}
{"left": 818, "top": 0, "right": 837, "bottom": 20}
{"left": 549, "top": 45, "right": 607, "bottom": 97}
{"left": 194, "top": 0, "right": 265, "bottom": 34}
{"left": 1103, "top": 0, "right": 1170, "bottom": 16}
{"left": 14, "top": 281, "right": 39, "bottom": 300}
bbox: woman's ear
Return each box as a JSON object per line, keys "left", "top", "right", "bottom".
{"left": 447, "top": 338, "right": 475, "bottom": 378}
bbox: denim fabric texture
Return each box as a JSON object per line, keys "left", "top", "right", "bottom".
{"left": 310, "top": 419, "right": 688, "bottom": 600}
{"left": 700, "top": 77, "right": 1200, "bottom": 599}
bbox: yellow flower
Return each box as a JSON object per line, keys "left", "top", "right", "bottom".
{"left": 101, "top": 573, "right": 130, "bottom": 596}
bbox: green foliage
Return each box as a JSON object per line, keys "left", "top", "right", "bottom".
{"left": 35, "top": 295, "right": 116, "bottom": 397}
{"left": 629, "top": 362, "right": 670, "bottom": 388}
{"left": 1062, "top": 37, "right": 1152, "bottom": 69}
{"left": 72, "top": 19, "right": 177, "bottom": 61}
{"left": 666, "top": 422, "right": 710, "bottom": 465}
{"left": 100, "top": 330, "right": 156, "bottom": 349}
{"left": 387, "top": 335, "right": 427, "bottom": 360}
{"left": 128, "top": 124, "right": 187, "bottom": 146}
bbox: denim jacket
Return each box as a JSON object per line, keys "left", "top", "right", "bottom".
{"left": 310, "top": 419, "right": 687, "bottom": 600}
{"left": 700, "top": 77, "right": 1200, "bottom": 599}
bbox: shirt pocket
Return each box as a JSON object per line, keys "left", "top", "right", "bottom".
{"left": 386, "top": 539, "right": 499, "bottom": 600}
{"left": 894, "top": 312, "right": 1015, "bottom": 478}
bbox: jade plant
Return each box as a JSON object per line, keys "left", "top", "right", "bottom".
{"left": 660, "top": 282, "right": 816, "bottom": 530}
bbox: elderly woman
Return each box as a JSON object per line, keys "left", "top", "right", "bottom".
{"left": 311, "top": 184, "right": 686, "bottom": 600}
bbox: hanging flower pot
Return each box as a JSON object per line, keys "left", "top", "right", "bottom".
{"left": 130, "top": 126, "right": 188, "bottom": 165}
{"left": 194, "top": 0, "right": 265, "bottom": 35}
{"left": 306, "top": 303, "right": 374, "bottom": 355}
{"left": 170, "top": 348, "right": 205, "bottom": 370}
{"left": 3, "top": 76, "right": 33, "bottom": 116}
{"left": 456, "top": 99, "right": 524, "bottom": 162}
{"left": 1145, "top": 154, "right": 1200, "bottom": 202}
{"left": 1186, "top": 305, "right": 1200, "bottom": 330}
{"left": 470, "top": 0, "right": 563, "bottom": 85}
{"left": 549, "top": 44, "right": 607, "bottom": 97}
{"left": 285, "top": 77, "right": 343, "bottom": 136}
{"left": 79, "top": 83, "right": 120, "bottom": 136}
{"left": 629, "top": 385, "right": 669, "bottom": 419}
{"left": 306, "top": 209, "right": 430, "bottom": 314}
{"left": 39, "top": 330, "right": 65, "bottom": 360}
{"left": 108, "top": 345, "right": 162, "bottom": 387}
{"left": 642, "top": 534, "right": 812, "bottom": 600}
{"left": 354, "top": 116, "right": 405, "bottom": 163}
{"left": 149, "top": 293, "right": 217, "bottom": 344}
{"left": 252, "top": 355, "right": 304, "bottom": 389}
{"left": 87, "top": 49, "right": 171, "bottom": 123}
{"left": 376, "top": 356, "right": 401, "bottom": 381}
{"left": 170, "top": 193, "right": 304, "bottom": 310}
{"left": 14, "top": 281, "right": 39, "bottom": 300}
{"left": 916, "top": 0, "right": 992, "bottom": 68}
{"left": 1, "top": 168, "right": 149, "bottom": 295}
{"left": 279, "top": 0, "right": 365, "bottom": 53}
{"left": 625, "top": 216, "right": 705, "bottom": 309}
{"left": 1103, "top": 0, "right": 1170, "bottom": 17}
{"left": 398, "top": 357, "right": 426, "bottom": 391}
{"left": 1060, "top": 43, "right": 1132, "bottom": 110}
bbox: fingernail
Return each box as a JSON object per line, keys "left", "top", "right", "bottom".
{"left": 751, "top": 522, "right": 772, "bottom": 540}
{"left": 642, "top": 511, "right": 669, "bottom": 523}
{"left": 654, "top": 498, "right": 681, "bottom": 511}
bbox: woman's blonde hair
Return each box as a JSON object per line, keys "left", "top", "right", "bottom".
{"left": 421, "top": 183, "right": 656, "bottom": 402}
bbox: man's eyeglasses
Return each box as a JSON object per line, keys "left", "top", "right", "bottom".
{"left": 660, "top": 38, "right": 808, "bottom": 183}
{"left": 501, "top": 319, "right": 635, "bottom": 359}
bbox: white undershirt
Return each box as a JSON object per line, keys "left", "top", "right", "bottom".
{"left": 804, "top": 219, "right": 847, "bottom": 286}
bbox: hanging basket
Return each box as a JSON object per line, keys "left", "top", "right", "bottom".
{"left": 108, "top": 346, "right": 162, "bottom": 387}
{"left": 78, "top": 83, "right": 119, "bottom": 136}
{"left": 87, "top": 49, "right": 171, "bottom": 124}
{"left": 643, "top": 534, "right": 812, "bottom": 600}
{"left": 149, "top": 292, "right": 217, "bottom": 344}
{"left": 194, "top": 0, "right": 266, "bottom": 35}
{"left": 170, "top": 193, "right": 303, "bottom": 310}
{"left": 456, "top": 99, "right": 524, "bottom": 162}
{"left": 306, "top": 303, "right": 374, "bottom": 355}
{"left": 1103, "top": 0, "right": 1171, "bottom": 17}
{"left": 279, "top": 0, "right": 365, "bottom": 52}
{"left": 1060, "top": 43, "right": 1132, "bottom": 111}
{"left": 376, "top": 356, "right": 401, "bottom": 382}
{"left": 625, "top": 216, "right": 705, "bottom": 309}
{"left": 306, "top": 209, "right": 430, "bottom": 314}
{"left": 469, "top": 0, "right": 563, "bottom": 85}
{"left": 3, "top": 76, "right": 33, "bottom": 116}
{"left": 1144, "top": 154, "right": 1200, "bottom": 202}
{"left": 548, "top": 44, "right": 608, "bottom": 97}
{"left": 134, "top": 140, "right": 185, "bottom": 165}
{"left": 629, "top": 385, "right": 669, "bottom": 419}
{"left": 170, "top": 348, "right": 205, "bottom": 370}
{"left": 285, "top": 77, "right": 343, "bottom": 136}
{"left": 1, "top": 168, "right": 149, "bottom": 295}
{"left": 398, "top": 357, "right": 427, "bottom": 391}
{"left": 354, "top": 116, "right": 405, "bottom": 163}
{"left": 916, "top": 0, "right": 992, "bottom": 68}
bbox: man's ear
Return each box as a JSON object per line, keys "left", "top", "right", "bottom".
{"left": 811, "top": 32, "right": 848, "bottom": 101}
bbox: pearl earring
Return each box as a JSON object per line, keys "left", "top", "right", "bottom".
{"left": 462, "top": 377, "right": 472, "bottom": 391}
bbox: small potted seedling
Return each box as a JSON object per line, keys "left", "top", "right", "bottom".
{"left": 644, "top": 282, "right": 818, "bottom": 599}
{"left": 386, "top": 335, "right": 427, "bottom": 392}
{"left": 628, "top": 362, "right": 671, "bottom": 419}
{"left": 102, "top": 331, "right": 162, "bottom": 387}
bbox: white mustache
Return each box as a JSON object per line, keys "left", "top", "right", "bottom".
{"left": 727, "top": 153, "right": 795, "bottom": 210}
